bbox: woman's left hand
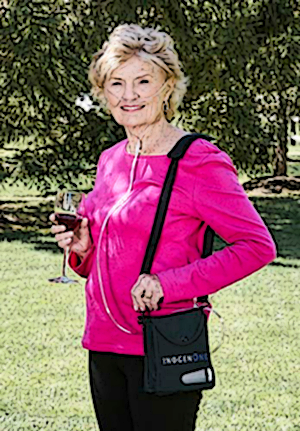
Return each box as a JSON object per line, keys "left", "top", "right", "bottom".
{"left": 131, "top": 274, "right": 164, "bottom": 312}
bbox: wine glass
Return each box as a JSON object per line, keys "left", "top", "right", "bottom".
{"left": 48, "top": 190, "right": 83, "bottom": 283}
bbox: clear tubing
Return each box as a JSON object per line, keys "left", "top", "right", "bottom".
{"left": 95, "top": 146, "right": 226, "bottom": 343}
{"left": 96, "top": 140, "right": 141, "bottom": 334}
{"left": 107, "top": 79, "right": 170, "bottom": 108}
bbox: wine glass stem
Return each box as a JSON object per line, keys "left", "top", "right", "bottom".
{"left": 62, "top": 247, "right": 69, "bottom": 277}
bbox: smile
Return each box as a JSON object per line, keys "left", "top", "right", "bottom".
{"left": 121, "top": 105, "right": 145, "bottom": 112}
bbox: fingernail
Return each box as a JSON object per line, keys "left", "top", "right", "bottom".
{"left": 134, "top": 305, "right": 138, "bottom": 311}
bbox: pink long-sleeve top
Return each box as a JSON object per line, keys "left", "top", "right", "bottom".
{"left": 69, "top": 137, "right": 277, "bottom": 355}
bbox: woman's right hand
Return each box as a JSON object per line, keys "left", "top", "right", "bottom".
{"left": 49, "top": 213, "right": 93, "bottom": 261}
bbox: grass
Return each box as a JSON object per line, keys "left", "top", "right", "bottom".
{"left": 1, "top": 208, "right": 300, "bottom": 431}
{"left": 0, "top": 242, "right": 95, "bottom": 430}
{"left": 197, "top": 262, "right": 300, "bottom": 430}
{"left": 0, "top": 143, "right": 300, "bottom": 431}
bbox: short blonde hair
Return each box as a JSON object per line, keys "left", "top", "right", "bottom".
{"left": 88, "top": 23, "right": 189, "bottom": 120}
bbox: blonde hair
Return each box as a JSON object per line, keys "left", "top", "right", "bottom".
{"left": 88, "top": 23, "right": 189, "bottom": 121}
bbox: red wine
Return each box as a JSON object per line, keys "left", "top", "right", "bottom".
{"left": 55, "top": 213, "right": 82, "bottom": 231}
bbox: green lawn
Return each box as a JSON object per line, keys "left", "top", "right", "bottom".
{"left": 0, "top": 143, "right": 300, "bottom": 430}
{"left": 1, "top": 195, "right": 300, "bottom": 431}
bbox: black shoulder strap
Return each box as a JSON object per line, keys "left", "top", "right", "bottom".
{"left": 140, "top": 133, "right": 215, "bottom": 278}
{"left": 167, "top": 133, "right": 215, "bottom": 159}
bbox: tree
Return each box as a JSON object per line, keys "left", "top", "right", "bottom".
{"left": 1, "top": 0, "right": 299, "bottom": 192}
{"left": 247, "top": 0, "right": 300, "bottom": 175}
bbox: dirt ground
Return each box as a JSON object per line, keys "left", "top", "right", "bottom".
{"left": 243, "top": 175, "right": 300, "bottom": 197}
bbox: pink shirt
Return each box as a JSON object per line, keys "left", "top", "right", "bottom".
{"left": 69, "top": 137, "right": 277, "bottom": 355}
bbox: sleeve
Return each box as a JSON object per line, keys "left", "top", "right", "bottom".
{"left": 67, "top": 153, "right": 104, "bottom": 278}
{"left": 156, "top": 150, "right": 277, "bottom": 304}
{"left": 68, "top": 243, "right": 96, "bottom": 279}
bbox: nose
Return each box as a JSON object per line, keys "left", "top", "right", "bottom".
{"left": 122, "top": 82, "right": 139, "bottom": 101}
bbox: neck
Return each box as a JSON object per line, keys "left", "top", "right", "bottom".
{"left": 124, "top": 117, "right": 175, "bottom": 155}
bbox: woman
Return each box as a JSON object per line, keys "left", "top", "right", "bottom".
{"left": 50, "top": 24, "right": 277, "bottom": 431}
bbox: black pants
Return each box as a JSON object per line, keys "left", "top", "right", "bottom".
{"left": 89, "top": 350, "right": 202, "bottom": 431}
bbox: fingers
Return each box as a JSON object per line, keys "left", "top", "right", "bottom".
{"left": 73, "top": 218, "right": 92, "bottom": 249}
{"left": 50, "top": 213, "right": 88, "bottom": 237}
{"left": 56, "top": 230, "right": 73, "bottom": 245}
{"left": 73, "top": 216, "right": 87, "bottom": 234}
{"left": 80, "top": 217, "right": 89, "bottom": 229}
{"left": 49, "top": 213, "right": 91, "bottom": 255}
{"left": 131, "top": 276, "right": 147, "bottom": 311}
{"left": 50, "top": 213, "right": 66, "bottom": 234}
{"left": 50, "top": 224, "right": 66, "bottom": 234}
{"left": 131, "top": 274, "right": 164, "bottom": 312}
{"left": 148, "top": 275, "right": 164, "bottom": 311}
{"left": 49, "top": 213, "right": 72, "bottom": 249}
{"left": 58, "top": 235, "right": 73, "bottom": 250}
{"left": 149, "top": 288, "right": 162, "bottom": 311}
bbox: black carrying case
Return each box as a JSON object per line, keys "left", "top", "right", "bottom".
{"left": 138, "top": 133, "right": 216, "bottom": 394}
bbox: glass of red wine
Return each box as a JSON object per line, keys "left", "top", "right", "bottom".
{"left": 48, "top": 190, "right": 83, "bottom": 283}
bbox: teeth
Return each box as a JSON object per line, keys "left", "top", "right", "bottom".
{"left": 122, "top": 106, "right": 144, "bottom": 110}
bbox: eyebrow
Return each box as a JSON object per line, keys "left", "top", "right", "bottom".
{"left": 109, "top": 73, "right": 152, "bottom": 81}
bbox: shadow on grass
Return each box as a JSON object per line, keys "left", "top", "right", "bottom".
{"left": 0, "top": 198, "right": 61, "bottom": 254}
{"left": 250, "top": 196, "right": 300, "bottom": 264}
{"left": 1, "top": 196, "right": 299, "bottom": 264}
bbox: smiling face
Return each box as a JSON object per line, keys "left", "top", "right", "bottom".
{"left": 103, "top": 55, "right": 174, "bottom": 128}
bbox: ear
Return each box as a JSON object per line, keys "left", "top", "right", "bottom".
{"left": 165, "top": 76, "right": 176, "bottom": 98}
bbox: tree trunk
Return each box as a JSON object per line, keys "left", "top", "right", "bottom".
{"left": 273, "top": 93, "right": 288, "bottom": 176}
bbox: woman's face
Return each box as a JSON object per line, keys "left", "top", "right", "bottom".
{"left": 103, "top": 55, "right": 173, "bottom": 128}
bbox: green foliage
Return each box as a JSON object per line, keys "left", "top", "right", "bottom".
{"left": 0, "top": 0, "right": 299, "bottom": 192}
{"left": 0, "top": 0, "right": 123, "bottom": 190}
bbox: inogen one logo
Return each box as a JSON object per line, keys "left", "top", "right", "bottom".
{"left": 161, "top": 352, "right": 208, "bottom": 366}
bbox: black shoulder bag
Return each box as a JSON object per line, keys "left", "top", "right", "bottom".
{"left": 138, "top": 133, "right": 217, "bottom": 395}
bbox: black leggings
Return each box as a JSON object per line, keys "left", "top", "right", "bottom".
{"left": 89, "top": 350, "right": 202, "bottom": 431}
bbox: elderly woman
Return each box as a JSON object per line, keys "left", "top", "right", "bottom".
{"left": 50, "top": 24, "right": 277, "bottom": 431}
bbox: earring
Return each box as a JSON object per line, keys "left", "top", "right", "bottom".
{"left": 163, "top": 100, "right": 169, "bottom": 114}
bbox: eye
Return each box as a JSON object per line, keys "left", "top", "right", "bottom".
{"left": 140, "top": 79, "right": 149, "bottom": 84}
{"left": 112, "top": 82, "right": 121, "bottom": 86}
